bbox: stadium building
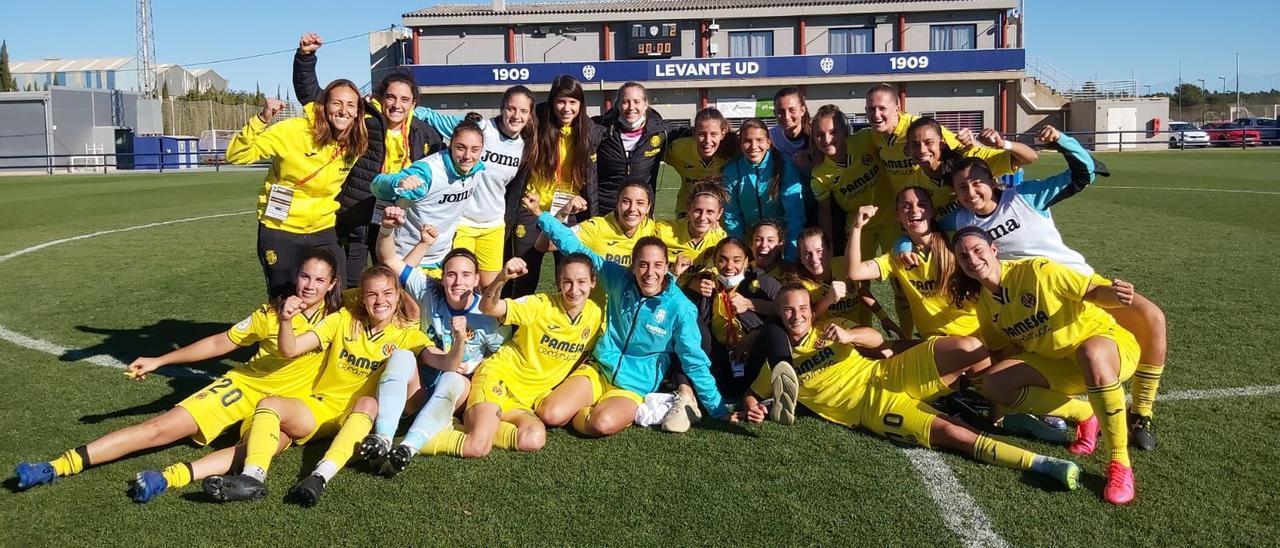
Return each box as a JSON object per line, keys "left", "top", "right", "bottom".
{"left": 380, "top": 0, "right": 1028, "bottom": 132}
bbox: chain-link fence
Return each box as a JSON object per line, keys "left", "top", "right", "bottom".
{"left": 160, "top": 98, "right": 303, "bottom": 137}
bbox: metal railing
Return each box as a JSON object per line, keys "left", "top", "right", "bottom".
{"left": 0, "top": 151, "right": 254, "bottom": 175}
{"left": 1025, "top": 56, "right": 1139, "bottom": 101}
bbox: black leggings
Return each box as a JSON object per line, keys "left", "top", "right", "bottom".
{"left": 744, "top": 320, "right": 795, "bottom": 397}
{"left": 334, "top": 199, "right": 380, "bottom": 289}
{"left": 256, "top": 224, "right": 343, "bottom": 300}
{"left": 503, "top": 209, "right": 545, "bottom": 299}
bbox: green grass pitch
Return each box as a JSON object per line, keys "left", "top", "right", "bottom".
{"left": 0, "top": 149, "right": 1277, "bottom": 545}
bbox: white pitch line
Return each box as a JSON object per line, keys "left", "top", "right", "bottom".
{"left": 1094, "top": 185, "right": 1280, "bottom": 196}
{"left": 0, "top": 211, "right": 253, "bottom": 264}
{"left": 1158, "top": 385, "right": 1280, "bottom": 401}
{"left": 0, "top": 211, "right": 252, "bottom": 374}
{"left": 904, "top": 448, "right": 1011, "bottom": 548}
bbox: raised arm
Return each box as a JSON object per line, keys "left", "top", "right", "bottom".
{"left": 975, "top": 128, "right": 1038, "bottom": 170}
{"left": 276, "top": 297, "right": 322, "bottom": 358}
{"left": 413, "top": 106, "right": 465, "bottom": 136}
{"left": 371, "top": 159, "right": 434, "bottom": 201}
{"left": 479, "top": 258, "right": 529, "bottom": 320}
{"left": 1018, "top": 128, "right": 1096, "bottom": 210}
{"left": 526, "top": 192, "right": 605, "bottom": 272}
{"left": 292, "top": 33, "right": 324, "bottom": 106}
{"left": 224, "top": 99, "right": 287, "bottom": 165}
{"left": 845, "top": 205, "right": 886, "bottom": 282}
{"left": 421, "top": 316, "right": 468, "bottom": 372}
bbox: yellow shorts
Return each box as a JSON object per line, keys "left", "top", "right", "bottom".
{"left": 294, "top": 393, "right": 354, "bottom": 445}
{"left": 176, "top": 376, "right": 269, "bottom": 446}
{"left": 570, "top": 362, "right": 645, "bottom": 406}
{"left": 466, "top": 360, "right": 557, "bottom": 415}
{"left": 872, "top": 337, "right": 950, "bottom": 403}
{"left": 453, "top": 224, "right": 506, "bottom": 272}
{"left": 1015, "top": 327, "right": 1140, "bottom": 396}
{"left": 857, "top": 339, "right": 948, "bottom": 449}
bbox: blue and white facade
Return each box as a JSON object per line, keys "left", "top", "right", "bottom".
{"left": 391, "top": 0, "right": 1024, "bottom": 131}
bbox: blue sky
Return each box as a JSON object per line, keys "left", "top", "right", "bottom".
{"left": 2, "top": 0, "right": 1276, "bottom": 95}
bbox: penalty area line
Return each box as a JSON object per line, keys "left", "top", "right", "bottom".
{"left": 904, "top": 448, "right": 1010, "bottom": 548}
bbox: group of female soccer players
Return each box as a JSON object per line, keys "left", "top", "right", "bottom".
{"left": 13, "top": 33, "right": 1169, "bottom": 507}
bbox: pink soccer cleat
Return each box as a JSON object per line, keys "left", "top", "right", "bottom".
{"left": 1103, "top": 460, "right": 1136, "bottom": 505}
{"left": 1068, "top": 415, "right": 1099, "bottom": 455}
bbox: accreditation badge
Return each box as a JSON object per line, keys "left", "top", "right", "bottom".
{"left": 264, "top": 184, "right": 294, "bottom": 222}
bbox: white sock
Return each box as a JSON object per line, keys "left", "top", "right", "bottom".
{"left": 313, "top": 460, "right": 338, "bottom": 483}
{"left": 242, "top": 465, "right": 266, "bottom": 482}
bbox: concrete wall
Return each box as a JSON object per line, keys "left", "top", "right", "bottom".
{"left": 519, "top": 25, "right": 604, "bottom": 63}
{"left": 708, "top": 18, "right": 797, "bottom": 57}
{"left": 1068, "top": 97, "right": 1169, "bottom": 150}
{"left": 803, "top": 15, "right": 895, "bottom": 54}
{"left": 419, "top": 25, "right": 507, "bottom": 64}
{"left": 903, "top": 10, "right": 1002, "bottom": 50}
{"left": 48, "top": 87, "right": 139, "bottom": 157}
{"left": 0, "top": 94, "right": 51, "bottom": 169}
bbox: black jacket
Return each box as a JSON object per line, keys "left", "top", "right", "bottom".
{"left": 685, "top": 267, "right": 781, "bottom": 335}
{"left": 592, "top": 107, "right": 669, "bottom": 214}
{"left": 505, "top": 103, "right": 607, "bottom": 226}
{"left": 292, "top": 51, "right": 444, "bottom": 210}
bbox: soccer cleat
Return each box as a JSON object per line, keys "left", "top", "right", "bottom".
{"left": 660, "top": 391, "right": 701, "bottom": 434}
{"left": 202, "top": 474, "right": 268, "bottom": 503}
{"left": 1037, "top": 457, "right": 1080, "bottom": 491}
{"left": 1067, "top": 415, "right": 1099, "bottom": 455}
{"left": 357, "top": 434, "right": 392, "bottom": 465}
{"left": 1103, "top": 460, "right": 1136, "bottom": 505}
{"left": 127, "top": 470, "right": 168, "bottom": 503}
{"left": 14, "top": 462, "right": 56, "bottom": 491}
{"left": 1129, "top": 413, "right": 1157, "bottom": 451}
{"left": 284, "top": 475, "right": 327, "bottom": 508}
{"left": 769, "top": 361, "right": 799, "bottom": 426}
{"left": 383, "top": 444, "right": 415, "bottom": 477}
{"left": 1002, "top": 414, "right": 1070, "bottom": 444}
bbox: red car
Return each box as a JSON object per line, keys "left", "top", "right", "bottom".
{"left": 1202, "top": 122, "right": 1261, "bottom": 147}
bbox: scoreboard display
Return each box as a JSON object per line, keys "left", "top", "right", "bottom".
{"left": 626, "top": 22, "right": 680, "bottom": 58}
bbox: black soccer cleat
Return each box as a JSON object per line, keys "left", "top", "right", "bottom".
{"left": 285, "top": 475, "right": 327, "bottom": 508}
{"left": 357, "top": 434, "right": 391, "bottom": 466}
{"left": 202, "top": 474, "right": 268, "bottom": 503}
{"left": 1129, "top": 413, "right": 1157, "bottom": 451}
{"left": 382, "top": 444, "right": 414, "bottom": 477}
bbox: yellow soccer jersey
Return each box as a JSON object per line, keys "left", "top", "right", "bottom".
{"left": 812, "top": 130, "right": 891, "bottom": 232}
{"left": 572, "top": 214, "right": 658, "bottom": 267}
{"left": 656, "top": 219, "right": 727, "bottom": 268}
{"left": 872, "top": 249, "right": 978, "bottom": 337}
{"left": 665, "top": 136, "right": 730, "bottom": 211}
{"left": 872, "top": 112, "right": 962, "bottom": 188}
{"left": 529, "top": 125, "right": 579, "bottom": 211}
{"left": 750, "top": 319, "right": 876, "bottom": 427}
{"left": 224, "top": 303, "right": 328, "bottom": 396}
{"left": 975, "top": 258, "right": 1121, "bottom": 360}
{"left": 226, "top": 103, "right": 356, "bottom": 234}
{"left": 488, "top": 293, "right": 603, "bottom": 388}
{"left": 892, "top": 144, "right": 1014, "bottom": 217}
{"left": 309, "top": 308, "right": 433, "bottom": 405}
{"left": 800, "top": 257, "right": 866, "bottom": 324}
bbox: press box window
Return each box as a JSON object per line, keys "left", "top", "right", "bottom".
{"left": 729, "top": 31, "right": 774, "bottom": 57}
{"left": 829, "top": 28, "right": 873, "bottom": 54}
{"left": 930, "top": 24, "right": 977, "bottom": 50}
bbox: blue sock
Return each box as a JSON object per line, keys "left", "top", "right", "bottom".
{"left": 374, "top": 349, "right": 417, "bottom": 439}
{"left": 403, "top": 371, "right": 467, "bottom": 452}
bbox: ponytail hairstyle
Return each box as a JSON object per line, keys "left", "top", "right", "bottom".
{"left": 896, "top": 186, "right": 959, "bottom": 306}
{"left": 736, "top": 118, "right": 784, "bottom": 200}
{"left": 773, "top": 86, "right": 811, "bottom": 138}
{"left": 612, "top": 82, "right": 649, "bottom": 116}
{"left": 810, "top": 104, "right": 851, "bottom": 160}
{"left": 273, "top": 246, "right": 343, "bottom": 316}
{"left": 866, "top": 83, "right": 899, "bottom": 105}
{"left": 312, "top": 79, "right": 369, "bottom": 161}
{"left": 947, "top": 226, "right": 996, "bottom": 308}
{"left": 349, "top": 265, "right": 420, "bottom": 338}
{"left": 558, "top": 252, "right": 598, "bottom": 281}
{"left": 528, "top": 75, "right": 591, "bottom": 195}
{"left": 692, "top": 107, "right": 739, "bottom": 160}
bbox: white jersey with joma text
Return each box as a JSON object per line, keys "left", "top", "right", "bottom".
{"left": 415, "top": 107, "right": 525, "bottom": 228}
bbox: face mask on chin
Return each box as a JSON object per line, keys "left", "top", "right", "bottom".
{"left": 717, "top": 272, "right": 745, "bottom": 289}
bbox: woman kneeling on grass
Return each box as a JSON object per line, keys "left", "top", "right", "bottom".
{"left": 14, "top": 249, "right": 342, "bottom": 500}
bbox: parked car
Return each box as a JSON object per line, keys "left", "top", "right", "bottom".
{"left": 1167, "top": 121, "right": 1211, "bottom": 148}
{"left": 1202, "top": 122, "right": 1260, "bottom": 147}
{"left": 1232, "top": 117, "right": 1279, "bottom": 144}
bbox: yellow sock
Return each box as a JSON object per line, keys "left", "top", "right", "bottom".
{"left": 243, "top": 408, "right": 282, "bottom": 473}
{"left": 972, "top": 434, "right": 1035, "bottom": 471}
{"left": 161, "top": 462, "right": 193, "bottom": 489}
{"left": 1086, "top": 381, "right": 1130, "bottom": 467}
{"left": 51, "top": 446, "right": 88, "bottom": 477}
{"left": 494, "top": 422, "right": 520, "bottom": 451}
{"left": 420, "top": 430, "right": 467, "bottom": 457}
{"left": 571, "top": 407, "right": 594, "bottom": 434}
{"left": 1009, "top": 386, "right": 1094, "bottom": 422}
{"left": 319, "top": 412, "right": 373, "bottom": 469}
{"left": 1130, "top": 363, "right": 1163, "bottom": 417}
